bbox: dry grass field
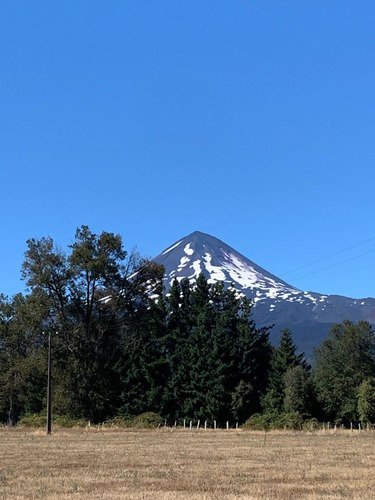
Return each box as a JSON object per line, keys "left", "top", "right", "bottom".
{"left": 1, "top": 427, "right": 375, "bottom": 499}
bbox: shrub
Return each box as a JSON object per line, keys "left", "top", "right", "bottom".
{"left": 106, "top": 416, "right": 133, "bottom": 428}
{"left": 242, "top": 413, "right": 276, "bottom": 430}
{"left": 53, "top": 416, "right": 87, "bottom": 428}
{"left": 133, "top": 412, "right": 163, "bottom": 428}
{"left": 18, "top": 413, "right": 88, "bottom": 428}
{"left": 243, "top": 412, "right": 307, "bottom": 431}
{"left": 274, "top": 412, "right": 304, "bottom": 430}
{"left": 302, "top": 418, "right": 320, "bottom": 431}
{"left": 18, "top": 413, "right": 46, "bottom": 428}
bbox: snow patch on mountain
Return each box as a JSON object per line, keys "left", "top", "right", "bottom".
{"left": 184, "top": 243, "right": 194, "bottom": 256}
{"left": 190, "top": 259, "right": 202, "bottom": 277}
{"left": 163, "top": 240, "right": 183, "bottom": 255}
{"left": 219, "top": 251, "right": 300, "bottom": 302}
{"left": 203, "top": 253, "right": 226, "bottom": 283}
{"left": 221, "top": 252, "right": 260, "bottom": 289}
{"left": 166, "top": 245, "right": 304, "bottom": 307}
{"left": 152, "top": 232, "right": 375, "bottom": 336}
{"left": 177, "top": 256, "right": 190, "bottom": 271}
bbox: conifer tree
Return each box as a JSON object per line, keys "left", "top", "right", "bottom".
{"left": 117, "top": 275, "right": 170, "bottom": 418}
{"left": 164, "top": 275, "right": 271, "bottom": 423}
{"left": 163, "top": 278, "right": 194, "bottom": 420}
{"left": 263, "top": 328, "right": 309, "bottom": 413}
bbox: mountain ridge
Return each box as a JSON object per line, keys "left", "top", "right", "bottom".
{"left": 153, "top": 231, "right": 375, "bottom": 353}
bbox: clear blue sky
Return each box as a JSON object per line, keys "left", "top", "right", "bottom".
{"left": 1, "top": 1, "right": 375, "bottom": 299}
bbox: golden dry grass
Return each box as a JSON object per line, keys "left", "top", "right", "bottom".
{"left": 1, "top": 427, "right": 375, "bottom": 499}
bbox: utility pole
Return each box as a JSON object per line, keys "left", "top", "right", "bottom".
{"left": 46, "top": 331, "right": 52, "bottom": 435}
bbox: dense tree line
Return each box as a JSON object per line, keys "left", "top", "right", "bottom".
{"left": 1, "top": 226, "right": 375, "bottom": 427}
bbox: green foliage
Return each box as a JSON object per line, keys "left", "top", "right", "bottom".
{"left": 314, "top": 320, "right": 375, "bottom": 424}
{"left": 231, "top": 381, "right": 254, "bottom": 422}
{"left": 133, "top": 412, "right": 164, "bottom": 428}
{"left": 274, "top": 328, "right": 307, "bottom": 371}
{"left": 242, "top": 412, "right": 277, "bottom": 430}
{"left": 302, "top": 418, "right": 321, "bottom": 431}
{"left": 1, "top": 227, "right": 274, "bottom": 426}
{"left": 243, "top": 411, "right": 304, "bottom": 430}
{"left": 284, "top": 365, "right": 314, "bottom": 415}
{"left": 263, "top": 328, "right": 310, "bottom": 415}
{"left": 106, "top": 416, "right": 134, "bottom": 428}
{"left": 17, "top": 413, "right": 47, "bottom": 428}
{"left": 7, "top": 227, "right": 375, "bottom": 431}
{"left": 261, "top": 388, "right": 283, "bottom": 414}
{"left": 357, "top": 378, "right": 375, "bottom": 426}
{"left": 162, "top": 276, "right": 271, "bottom": 422}
{"left": 53, "top": 416, "right": 87, "bottom": 428}
{"left": 106, "top": 413, "right": 163, "bottom": 428}
{"left": 0, "top": 294, "right": 47, "bottom": 425}
{"left": 17, "top": 413, "right": 87, "bottom": 428}
{"left": 274, "top": 412, "right": 304, "bottom": 430}
{"left": 19, "top": 225, "right": 165, "bottom": 423}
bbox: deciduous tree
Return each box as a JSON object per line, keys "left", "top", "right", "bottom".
{"left": 314, "top": 320, "right": 375, "bottom": 424}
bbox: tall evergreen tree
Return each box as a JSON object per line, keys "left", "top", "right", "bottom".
{"left": 117, "top": 272, "right": 170, "bottom": 417}
{"left": 164, "top": 275, "right": 271, "bottom": 423}
{"left": 162, "top": 278, "right": 194, "bottom": 420}
{"left": 263, "top": 328, "right": 309, "bottom": 413}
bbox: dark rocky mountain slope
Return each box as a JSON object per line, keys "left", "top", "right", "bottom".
{"left": 153, "top": 231, "right": 375, "bottom": 354}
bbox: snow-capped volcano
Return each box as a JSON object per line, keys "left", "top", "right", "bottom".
{"left": 153, "top": 231, "right": 375, "bottom": 353}
{"left": 154, "top": 231, "right": 300, "bottom": 302}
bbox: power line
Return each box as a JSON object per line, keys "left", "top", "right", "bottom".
{"left": 281, "top": 236, "right": 375, "bottom": 277}
{"left": 291, "top": 247, "right": 375, "bottom": 282}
